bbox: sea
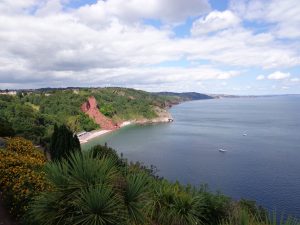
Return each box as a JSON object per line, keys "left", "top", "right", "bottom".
{"left": 82, "top": 96, "right": 300, "bottom": 218}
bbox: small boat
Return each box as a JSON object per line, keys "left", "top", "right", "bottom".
{"left": 243, "top": 133, "right": 247, "bottom": 136}
{"left": 219, "top": 148, "right": 227, "bottom": 152}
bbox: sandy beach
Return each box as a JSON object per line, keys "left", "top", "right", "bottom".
{"left": 79, "top": 130, "right": 112, "bottom": 144}
{"left": 78, "top": 118, "right": 173, "bottom": 144}
{"left": 78, "top": 121, "right": 132, "bottom": 144}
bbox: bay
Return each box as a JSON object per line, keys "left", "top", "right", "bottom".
{"left": 82, "top": 96, "right": 300, "bottom": 217}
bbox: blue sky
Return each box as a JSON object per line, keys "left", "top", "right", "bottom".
{"left": 0, "top": 0, "right": 299, "bottom": 94}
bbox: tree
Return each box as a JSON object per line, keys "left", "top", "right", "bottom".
{"left": 17, "top": 91, "right": 23, "bottom": 99}
{"left": 0, "top": 117, "right": 15, "bottom": 137}
{"left": 49, "top": 124, "right": 81, "bottom": 161}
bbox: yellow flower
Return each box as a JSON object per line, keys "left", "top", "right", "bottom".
{"left": 0, "top": 138, "right": 49, "bottom": 218}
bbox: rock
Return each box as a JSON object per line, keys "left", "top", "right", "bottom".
{"left": 81, "top": 96, "right": 118, "bottom": 130}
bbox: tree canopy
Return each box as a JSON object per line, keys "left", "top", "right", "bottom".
{"left": 0, "top": 88, "right": 178, "bottom": 145}
{"left": 49, "top": 124, "right": 81, "bottom": 161}
{"left": 0, "top": 117, "right": 15, "bottom": 137}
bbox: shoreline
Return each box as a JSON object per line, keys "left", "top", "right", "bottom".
{"left": 79, "top": 129, "right": 113, "bottom": 144}
{"left": 79, "top": 114, "right": 174, "bottom": 144}
{"left": 79, "top": 103, "right": 175, "bottom": 144}
{"left": 79, "top": 121, "right": 134, "bottom": 144}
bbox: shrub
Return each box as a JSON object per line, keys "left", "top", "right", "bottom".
{"left": 197, "top": 185, "right": 231, "bottom": 225}
{"left": 220, "top": 209, "right": 300, "bottom": 225}
{"left": 238, "top": 199, "right": 268, "bottom": 221}
{"left": 6, "top": 137, "right": 36, "bottom": 155}
{"left": 0, "top": 138, "right": 49, "bottom": 218}
{"left": 148, "top": 181, "right": 205, "bottom": 225}
{"left": 90, "top": 144, "right": 120, "bottom": 162}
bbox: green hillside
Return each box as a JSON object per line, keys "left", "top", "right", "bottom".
{"left": 155, "top": 91, "right": 213, "bottom": 100}
{"left": 0, "top": 87, "right": 179, "bottom": 145}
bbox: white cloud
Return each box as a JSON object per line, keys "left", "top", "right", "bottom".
{"left": 191, "top": 10, "right": 240, "bottom": 35}
{"left": 256, "top": 75, "right": 265, "bottom": 80}
{"left": 230, "top": 0, "right": 300, "bottom": 39}
{"left": 0, "top": 0, "right": 40, "bottom": 14}
{"left": 0, "top": 65, "right": 239, "bottom": 92}
{"left": 76, "top": 0, "right": 210, "bottom": 25}
{"left": 186, "top": 28, "right": 300, "bottom": 68}
{"left": 1, "top": 6, "right": 297, "bottom": 83}
{"left": 0, "top": 0, "right": 299, "bottom": 93}
{"left": 267, "top": 71, "right": 290, "bottom": 80}
{"left": 0, "top": 14, "right": 185, "bottom": 71}
{"left": 35, "top": 0, "right": 63, "bottom": 16}
{"left": 290, "top": 78, "right": 300, "bottom": 82}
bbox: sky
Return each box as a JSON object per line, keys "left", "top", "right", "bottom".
{"left": 0, "top": 0, "right": 299, "bottom": 94}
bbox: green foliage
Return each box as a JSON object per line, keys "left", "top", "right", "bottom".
{"left": 148, "top": 181, "right": 205, "bottom": 225}
{"left": 2, "top": 102, "right": 46, "bottom": 141}
{"left": 25, "top": 151, "right": 150, "bottom": 225}
{"left": 0, "top": 90, "right": 99, "bottom": 145}
{"left": 90, "top": 143, "right": 120, "bottom": 163}
{"left": 26, "top": 145, "right": 208, "bottom": 225}
{"left": 0, "top": 117, "right": 15, "bottom": 136}
{"left": 198, "top": 184, "right": 231, "bottom": 225}
{"left": 221, "top": 209, "right": 300, "bottom": 225}
{"left": 0, "top": 88, "right": 176, "bottom": 145}
{"left": 238, "top": 199, "right": 268, "bottom": 220}
{"left": 123, "top": 172, "right": 151, "bottom": 224}
{"left": 100, "top": 103, "right": 115, "bottom": 117}
{"left": 78, "top": 113, "right": 99, "bottom": 131}
{"left": 93, "top": 87, "right": 172, "bottom": 120}
{"left": 49, "top": 124, "right": 81, "bottom": 161}
{"left": 2, "top": 143, "right": 295, "bottom": 225}
{"left": 66, "top": 114, "right": 99, "bottom": 132}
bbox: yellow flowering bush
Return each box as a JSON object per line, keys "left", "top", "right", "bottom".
{"left": 0, "top": 138, "right": 49, "bottom": 218}
{"left": 6, "top": 137, "right": 36, "bottom": 154}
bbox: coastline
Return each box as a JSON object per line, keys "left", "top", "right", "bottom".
{"left": 79, "top": 129, "right": 113, "bottom": 144}
{"left": 79, "top": 112, "right": 174, "bottom": 144}
{"left": 79, "top": 121, "right": 137, "bottom": 144}
{"left": 78, "top": 93, "right": 179, "bottom": 144}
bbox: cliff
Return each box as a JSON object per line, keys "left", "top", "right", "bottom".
{"left": 81, "top": 96, "right": 118, "bottom": 130}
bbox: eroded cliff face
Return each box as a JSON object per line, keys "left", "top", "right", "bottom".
{"left": 81, "top": 96, "right": 118, "bottom": 130}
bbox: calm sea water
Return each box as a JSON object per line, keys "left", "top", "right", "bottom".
{"left": 83, "top": 96, "right": 300, "bottom": 217}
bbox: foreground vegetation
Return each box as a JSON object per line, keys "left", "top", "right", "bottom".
{"left": 0, "top": 137, "right": 49, "bottom": 217}
{"left": 0, "top": 136, "right": 298, "bottom": 225}
{"left": 0, "top": 87, "right": 179, "bottom": 146}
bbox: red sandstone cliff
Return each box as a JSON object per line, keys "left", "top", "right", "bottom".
{"left": 81, "top": 96, "right": 118, "bottom": 130}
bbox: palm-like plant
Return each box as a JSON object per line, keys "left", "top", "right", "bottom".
{"left": 123, "top": 172, "right": 152, "bottom": 225}
{"left": 72, "top": 185, "right": 124, "bottom": 225}
{"left": 221, "top": 209, "right": 300, "bottom": 225}
{"left": 25, "top": 151, "right": 151, "bottom": 225}
{"left": 147, "top": 181, "right": 205, "bottom": 225}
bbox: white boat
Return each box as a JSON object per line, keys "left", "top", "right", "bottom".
{"left": 243, "top": 133, "right": 247, "bottom": 136}
{"left": 219, "top": 148, "right": 227, "bottom": 152}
